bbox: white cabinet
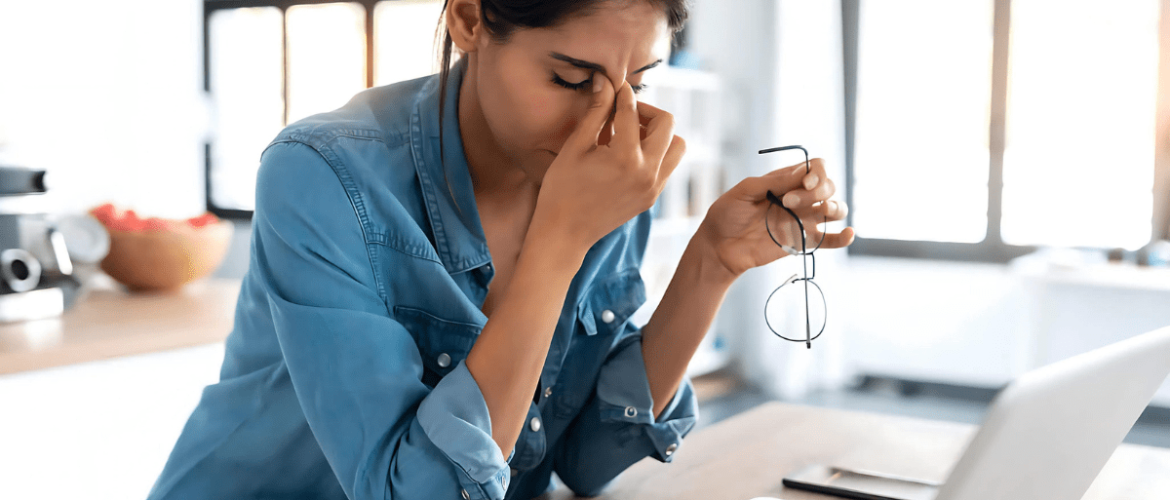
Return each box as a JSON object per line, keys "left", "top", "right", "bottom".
{"left": 1017, "top": 264, "right": 1170, "bottom": 406}
{"left": 842, "top": 256, "right": 1170, "bottom": 407}
{"left": 0, "top": 343, "right": 225, "bottom": 500}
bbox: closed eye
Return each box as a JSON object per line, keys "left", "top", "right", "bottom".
{"left": 551, "top": 73, "right": 646, "bottom": 94}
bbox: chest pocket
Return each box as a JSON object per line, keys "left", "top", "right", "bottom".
{"left": 553, "top": 268, "right": 648, "bottom": 420}
{"left": 576, "top": 267, "right": 647, "bottom": 337}
{"left": 393, "top": 305, "right": 481, "bottom": 388}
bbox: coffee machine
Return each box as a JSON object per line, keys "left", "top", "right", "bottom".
{"left": 0, "top": 166, "right": 83, "bottom": 323}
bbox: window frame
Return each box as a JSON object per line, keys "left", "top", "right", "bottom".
{"left": 840, "top": 0, "right": 1170, "bottom": 263}
{"left": 202, "top": 0, "right": 384, "bottom": 221}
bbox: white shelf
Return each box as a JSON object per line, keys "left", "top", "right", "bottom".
{"left": 634, "top": 66, "right": 729, "bottom": 379}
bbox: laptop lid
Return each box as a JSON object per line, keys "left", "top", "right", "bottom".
{"left": 935, "top": 325, "right": 1170, "bottom": 500}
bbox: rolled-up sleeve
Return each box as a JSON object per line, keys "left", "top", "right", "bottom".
{"left": 254, "top": 140, "right": 509, "bottom": 500}
{"left": 553, "top": 323, "right": 699, "bottom": 496}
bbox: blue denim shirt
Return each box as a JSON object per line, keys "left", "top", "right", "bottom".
{"left": 147, "top": 57, "right": 698, "bottom": 500}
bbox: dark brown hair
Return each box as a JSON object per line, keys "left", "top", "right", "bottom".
{"left": 431, "top": 0, "right": 691, "bottom": 216}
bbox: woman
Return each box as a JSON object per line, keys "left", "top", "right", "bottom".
{"left": 148, "top": 0, "right": 854, "bottom": 499}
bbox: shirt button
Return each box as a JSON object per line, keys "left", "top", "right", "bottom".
{"left": 530, "top": 417, "right": 541, "bottom": 432}
{"left": 624, "top": 406, "right": 638, "bottom": 418}
{"left": 543, "top": 386, "right": 553, "bottom": 398}
{"left": 437, "top": 353, "right": 451, "bottom": 368}
{"left": 461, "top": 488, "right": 470, "bottom": 500}
{"left": 665, "top": 443, "right": 678, "bottom": 457}
{"left": 601, "top": 309, "right": 616, "bottom": 323}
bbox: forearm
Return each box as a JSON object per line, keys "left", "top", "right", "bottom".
{"left": 464, "top": 222, "right": 587, "bottom": 459}
{"left": 641, "top": 236, "right": 737, "bottom": 420}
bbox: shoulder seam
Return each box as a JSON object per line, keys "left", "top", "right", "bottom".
{"left": 266, "top": 138, "right": 445, "bottom": 272}
{"left": 267, "top": 139, "right": 390, "bottom": 303}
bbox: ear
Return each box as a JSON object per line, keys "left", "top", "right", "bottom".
{"left": 446, "top": 0, "right": 484, "bottom": 54}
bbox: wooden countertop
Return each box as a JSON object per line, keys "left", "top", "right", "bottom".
{"left": 0, "top": 275, "right": 240, "bottom": 375}
{"left": 538, "top": 401, "right": 1170, "bottom": 499}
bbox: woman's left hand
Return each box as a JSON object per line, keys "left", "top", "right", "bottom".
{"left": 693, "top": 157, "right": 855, "bottom": 280}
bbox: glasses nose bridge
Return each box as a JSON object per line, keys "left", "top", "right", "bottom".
{"left": 806, "top": 249, "right": 816, "bottom": 280}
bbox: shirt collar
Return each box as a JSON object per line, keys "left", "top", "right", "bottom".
{"left": 410, "top": 57, "right": 492, "bottom": 275}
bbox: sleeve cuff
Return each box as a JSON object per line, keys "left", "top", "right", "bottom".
{"left": 594, "top": 334, "right": 699, "bottom": 463}
{"left": 416, "top": 360, "right": 511, "bottom": 499}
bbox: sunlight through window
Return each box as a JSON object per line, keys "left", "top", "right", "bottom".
{"left": 853, "top": 0, "right": 995, "bottom": 243}
{"left": 374, "top": 0, "right": 445, "bottom": 86}
{"left": 286, "top": 3, "right": 367, "bottom": 125}
{"left": 209, "top": 7, "right": 283, "bottom": 212}
{"left": 1002, "top": 0, "right": 1159, "bottom": 249}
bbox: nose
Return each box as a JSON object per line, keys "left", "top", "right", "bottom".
{"left": 581, "top": 74, "right": 626, "bottom": 147}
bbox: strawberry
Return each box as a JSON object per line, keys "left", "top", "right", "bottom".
{"left": 89, "top": 204, "right": 220, "bottom": 232}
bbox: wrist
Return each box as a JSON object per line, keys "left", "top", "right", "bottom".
{"left": 528, "top": 204, "right": 596, "bottom": 256}
{"left": 520, "top": 217, "right": 590, "bottom": 271}
{"left": 682, "top": 232, "right": 738, "bottom": 289}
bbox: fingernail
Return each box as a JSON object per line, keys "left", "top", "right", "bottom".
{"left": 783, "top": 193, "right": 799, "bottom": 207}
{"left": 593, "top": 76, "right": 603, "bottom": 93}
{"left": 804, "top": 174, "right": 818, "bottom": 190}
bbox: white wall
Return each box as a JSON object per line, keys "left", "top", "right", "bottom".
{"left": 0, "top": 0, "right": 210, "bottom": 219}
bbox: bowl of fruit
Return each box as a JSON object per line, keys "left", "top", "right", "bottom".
{"left": 88, "top": 203, "right": 233, "bottom": 292}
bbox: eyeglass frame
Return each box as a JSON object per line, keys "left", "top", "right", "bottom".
{"left": 758, "top": 144, "right": 828, "bottom": 349}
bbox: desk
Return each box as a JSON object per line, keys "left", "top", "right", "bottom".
{"left": 539, "top": 401, "right": 1170, "bottom": 499}
{"left": 0, "top": 276, "right": 240, "bottom": 375}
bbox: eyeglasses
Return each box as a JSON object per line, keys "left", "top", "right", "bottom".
{"left": 758, "top": 145, "right": 828, "bottom": 349}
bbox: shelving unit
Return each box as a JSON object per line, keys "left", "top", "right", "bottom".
{"left": 629, "top": 66, "right": 729, "bottom": 378}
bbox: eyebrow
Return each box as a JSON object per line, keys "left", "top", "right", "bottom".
{"left": 547, "top": 51, "right": 663, "bottom": 77}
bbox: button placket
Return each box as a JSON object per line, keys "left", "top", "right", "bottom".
{"left": 509, "top": 401, "right": 547, "bottom": 471}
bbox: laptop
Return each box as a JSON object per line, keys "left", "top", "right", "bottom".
{"left": 775, "top": 324, "right": 1170, "bottom": 500}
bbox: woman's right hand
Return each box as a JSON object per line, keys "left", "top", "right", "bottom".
{"left": 531, "top": 74, "right": 687, "bottom": 254}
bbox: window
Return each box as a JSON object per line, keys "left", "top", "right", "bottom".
{"left": 843, "top": 0, "right": 1169, "bottom": 262}
{"left": 1001, "top": 0, "right": 1158, "bottom": 249}
{"left": 203, "top": 0, "right": 444, "bottom": 217}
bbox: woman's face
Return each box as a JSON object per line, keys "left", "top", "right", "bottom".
{"left": 452, "top": 0, "right": 672, "bottom": 187}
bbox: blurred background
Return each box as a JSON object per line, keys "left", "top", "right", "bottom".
{"left": 1, "top": 0, "right": 1169, "bottom": 498}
